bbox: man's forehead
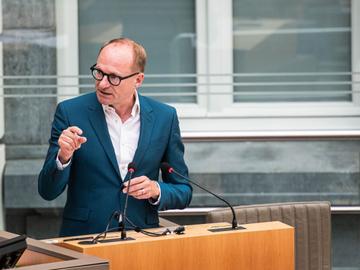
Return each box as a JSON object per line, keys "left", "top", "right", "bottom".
{"left": 102, "top": 42, "right": 133, "bottom": 53}
{"left": 99, "top": 43, "right": 134, "bottom": 61}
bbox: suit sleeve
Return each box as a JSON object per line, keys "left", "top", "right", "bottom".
{"left": 38, "top": 103, "right": 71, "bottom": 200}
{"left": 157, "top": 108, "right": 192, "bottom": 210}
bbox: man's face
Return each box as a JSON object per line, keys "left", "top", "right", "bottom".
{"left": 94, "top": 43, "right": 144, "bottom": 108}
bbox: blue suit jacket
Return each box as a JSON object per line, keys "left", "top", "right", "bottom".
{"left": 38, "top": 92, "right": 192, "bottom": 236}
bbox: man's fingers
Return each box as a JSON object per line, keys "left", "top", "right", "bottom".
{"left": 57, "top": 126, "right": 86, "bottom": 164}
{"left": 60, "top": 134, "right": 77, "bottom": 149}
{"left": 129, "top": 185, "right": 154, "bottom": 200}
{"left": 62, "top": 130, "right": 80, "bottom": 146}
{"left": 59, "top": 140, "right": 74, "bottom": 152}
{"left": 122, "top": 177, "right": 145, "bottom": 192}
{"left": 123, "top": 183, "right": 142, "bottom": 194}
{"left": 58, "top": 126, "right": 87, "bottom": 165}
{"left": 122, "top": 177, "right": 153, "bottom": 199}
{"left": 63, "top": 129, "right": 85, "bottom": 141}
{"left": 61, "top": 128, "right": 87, "bottom": 149}
{"left": 123, "top": 177, "right": 143, "bottom": 187}
{"left": 122, "top": 177, "right": 159, "bottom": 200}
{"left": 77, "top": 136, "right": 87, "bottom": 145}
{"left": 68, "top": 126, "right": 83, "bottom": 135}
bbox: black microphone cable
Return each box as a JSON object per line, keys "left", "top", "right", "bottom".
{"left": 77, "top": 226, "right": 126, "bottom": 245}
{"left": 90, "top": 226, "right": 123, "bottom": 244}
{"left": 124, "top": 216, "right": 184, "bottom": 237}
{"left": 124, "top": 216, "right": 169, "bottom": 237}
{"left": 78, "top": 216, "right": 185, "bottom": 245}
{"left": 64, "top": 210, "right": 121, "bottom": 243}
{"left": 103, "top": 210, "right": 121, "bottom": 241}
{"left": 84, "top": 210, "right": 123, "bottom": 244}
{"left": 161, "top": 162, "right": 244, "bottom": 231}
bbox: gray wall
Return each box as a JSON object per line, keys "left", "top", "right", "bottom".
{"left": 185, "top": 140, "right": 360, "bottom": 206}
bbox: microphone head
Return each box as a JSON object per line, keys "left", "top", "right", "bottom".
{"left": 160, "top": 162, "right": 174, "bottom": 174}
{"left": 128, "top": 162, "right": 136, "bottom": 173}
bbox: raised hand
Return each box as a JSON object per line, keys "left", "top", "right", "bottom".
{"left": 58, "top": 126, "right": 87, "bottom": 164}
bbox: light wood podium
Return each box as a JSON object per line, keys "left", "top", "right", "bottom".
{"left": 56, "top": 221, "right": 294, "bottom": 270}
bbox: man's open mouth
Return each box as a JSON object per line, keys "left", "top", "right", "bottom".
{"left": 99, "top": 90, "right": 111, "bottom": 96}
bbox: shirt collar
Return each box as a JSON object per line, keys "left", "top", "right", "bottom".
{"left": 102, "top": 91, "right": 141, "bottom": 117}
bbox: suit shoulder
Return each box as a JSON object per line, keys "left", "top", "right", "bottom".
{"left": 140, "top": 95, "right": 176, "bottom": 114}
{"left": 58, "top": 92, "right": 97, "bottom": 110}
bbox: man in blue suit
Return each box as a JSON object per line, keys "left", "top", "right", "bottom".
{"left": 38, "top": 38, "right": 192, "bottom": 237}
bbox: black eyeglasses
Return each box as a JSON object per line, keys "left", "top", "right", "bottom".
{"left": 90, "top": 64, "right": 140, "bottom": 86}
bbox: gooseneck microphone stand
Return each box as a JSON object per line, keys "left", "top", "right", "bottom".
{"left": 161, "top": 162, "right": 245, "bottom": 232}
{"left": 120, "top": 162, "right": 137, "bottom": 240}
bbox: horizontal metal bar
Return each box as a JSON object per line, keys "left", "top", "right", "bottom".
{"left": 160, "top": 206, "right": 360, "bottom": 216}
{"left": 331, "top": 206, "right": 360, "bottom": 214}
{"left": 0, "top": 89, "right": 356, "bottom": 94}
{"left": 142, "top": 81, "right": 358, "bottom": 87}
{"left": 0, "top": 75, "right": 89, "bottom": 79}
{"left": 181, "top": 130, "right": 360, "bottom": 141}
{"left": 159, "top": 208, "right": 218, "bottom": 216}
{"left": 0, "top": 80, "right": 359, "bottom": 88}
{"left": 0, "top": 71, "right": 358, "bottom": 79}
{"left": 234, "top": 26, "right": 351, "bottom": 35}
{"left": 0, "top": 91, "right": 355, "bottom": 99}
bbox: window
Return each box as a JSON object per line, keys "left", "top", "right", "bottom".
{"left": 233, "top": 0, "right": 351, "bottom": 103}
{"left": 78, "top": 0, "right": 196, "bottom": 103}
{"left": 56, "top": 0, "right": 360, "bottom": 133}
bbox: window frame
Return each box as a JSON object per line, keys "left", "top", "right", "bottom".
{"left": 56, "top": 0, "right": 360, "bottom": 134}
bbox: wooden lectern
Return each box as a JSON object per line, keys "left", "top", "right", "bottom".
{"left": 0, "top": 231, "right": 108, "bottom": 269}
{"left": 56, "top": 221, "right": 294, "bottom": 270}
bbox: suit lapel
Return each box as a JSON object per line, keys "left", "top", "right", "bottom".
{"left": 131, "top": 95, "right": 154, "bottom": 174}
{"left": 88, "top": 100, "right": 121, "bottom": 180}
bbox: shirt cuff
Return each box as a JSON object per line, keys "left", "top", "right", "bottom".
{"left": 56, "top": 151, "right": 72, "bottom": 170}
{"left": 148, "top": 182, "right": 161, "bottom": 205}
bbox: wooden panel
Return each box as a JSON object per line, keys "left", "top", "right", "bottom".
{"left": 58, "top": 221, "right": 294, "bottom": 270}
{"left": 17, "top": 250, "right": 63, "bottom": 266}
{"left": 0, "top": 230, "right": 109, "bottom": 270}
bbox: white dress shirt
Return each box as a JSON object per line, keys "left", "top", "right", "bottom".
{"left": 102, "top": 94, "right": 140, "bottom": 180}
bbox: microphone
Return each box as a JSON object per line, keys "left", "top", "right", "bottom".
{"left": 120, "top": 162, "right": 137, "bottom": 240}
{"left": 79, "top": 163, "right": 137, "bottom": 245}
{"left": 160, "top": 162, "right": 244, "bottom": 232}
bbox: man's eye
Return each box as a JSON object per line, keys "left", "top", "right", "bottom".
{"left": 95, "top": 70, "right": 103, "bottom": 77}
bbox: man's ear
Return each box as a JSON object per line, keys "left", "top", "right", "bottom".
{"left": 135, "top": 73, "right": 145, "bottom": 88}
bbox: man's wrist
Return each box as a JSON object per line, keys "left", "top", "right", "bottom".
{"left": 58, "top": 150, "right": 71, "bottom": 164}
{"left": 149, "top": 181, "right": 161, "bottom": 205}
{"left": 151, "top": 181, "right": 160, "bottom": 199}
{"left": 56, "top": 150, "right": 72, "bottom": 170}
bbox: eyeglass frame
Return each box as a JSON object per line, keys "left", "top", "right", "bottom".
{"left": 90, "top": 64, "right": 140, "bottom": 86}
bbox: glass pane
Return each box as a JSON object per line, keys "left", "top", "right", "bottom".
{"left": 78, "top": 0, "right": 197, "bottom": 103}
{"left": 233, "top": 0, "right": 351, "bottom": 102}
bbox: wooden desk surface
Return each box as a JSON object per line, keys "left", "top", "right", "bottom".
{"left": 50, "top": 221, "right": 294, "bottom": 270}
{"left": 55, "top": 221, "right": 291, "bottom": 249}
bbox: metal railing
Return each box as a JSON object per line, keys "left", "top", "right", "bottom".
{"left": 0, "top": 71, "right": 358, "bottom": 99}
